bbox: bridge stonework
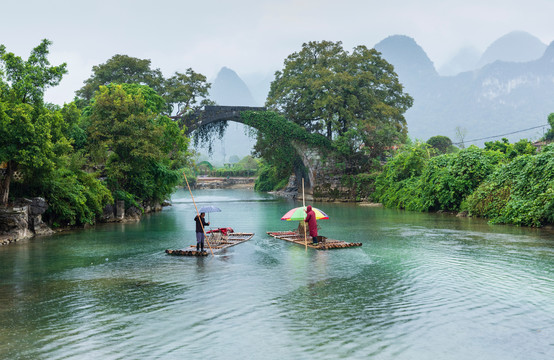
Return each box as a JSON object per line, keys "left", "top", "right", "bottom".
{"left": 290, "top": 141, "right": 357, "bottom": 202}
{"left": 184, "top": 105, "right": 266, "bottom": 135}
{"left": 185, "top": 106, "right": 357, "bottom": 201}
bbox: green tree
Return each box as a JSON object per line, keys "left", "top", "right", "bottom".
{"left": 163, "top": 68, "right": 214, "bottom": 118}
{"left": 0, "top": 39, "right": 67, "bottom": 206}
{"left": 484, "top": 138, "right": 536, "bottom": 159}
{"left": 75, "top": 54, "right": 164, "bottom": 103}
{"left": 266, "top": 41, "right": 413, "bottom": 158}
{"left": 76, "top": 56, "right": 213, "bottom": 120}
{"left": 373, "top": 142, "right": 430, "bottom": 208}
{"left": 85, "top": 84, "right": 189, "bottom": 205}
{"left": 427, "top": 135, "right": 454, "bottom": 154}
{"left": 544, "top": 113, "right": 554, "bottom": 141}
{"left": 237, "top": 155, "right": 259, "bottom": 172}
{"left": 466, "top": 144, "right": 554, "bottom": 227}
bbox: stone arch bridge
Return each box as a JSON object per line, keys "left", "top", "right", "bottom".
{"left": 183, "top": 105, "right": 342, "bottom": 200}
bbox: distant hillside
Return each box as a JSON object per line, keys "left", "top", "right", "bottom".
{"left": 439, "top": 46, "right": 481, "bottom": 76}
{"left": 477, "top": 31, "right": 546, "bottom": 68}
{"left": 374, "top": 35, "right": 438, "bottom": 84}
{"left": 374, "top": 35, "right": 554, "bottom": 146}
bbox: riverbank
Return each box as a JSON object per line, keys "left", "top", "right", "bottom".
{"left": 194, "top": 176, "right": 255, "bottom": 189}
{"left": 0, "top": 198, "right": 168, "bottom": 246}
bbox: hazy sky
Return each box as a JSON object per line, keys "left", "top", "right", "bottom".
{"left": 2, "top": 0, "right": 554, "bottom": 105}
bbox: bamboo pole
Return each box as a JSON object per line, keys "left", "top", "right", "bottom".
{"left": 183, "top": 172, "right": 214, "bottom": 256}
{"left": 302, "top": 177, "right": 307, "bottom": 249}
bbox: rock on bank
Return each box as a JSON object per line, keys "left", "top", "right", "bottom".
{"left": 0, "top": 197, "right": 53, "bottom": 245}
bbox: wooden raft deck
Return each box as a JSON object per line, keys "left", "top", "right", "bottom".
{"left": 266, "top": 231, "right": 362, "bottom": 250}
{"left": 166, "top": 232, "right": 254, "bottom": 256}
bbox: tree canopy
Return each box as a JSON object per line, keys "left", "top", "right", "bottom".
{"left": 427, "top": 135, "right": 454, "bottom": 154}
{"left": 266, "top": 40, "right": 413, "bottom": 158}
{"left": 75, "top": 54, "right": 164, "bottom": 103}
{"left": 0, "top": 39, "right": 68, "bottom": 205}
{"left": 85, "top": 84, "right": 189, "bottom": 205}
{"left": 75, "top": 55, "right": 213, "bottom": 119}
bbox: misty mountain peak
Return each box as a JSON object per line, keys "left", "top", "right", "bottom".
{"left": 210, "top": 67, "right": 257, "bottom": 106}
{"left": 374, "top": 35, "right": 438, "bottom": 79}
{"left": 477, "top": 31, "right": 546, "bottom": 68}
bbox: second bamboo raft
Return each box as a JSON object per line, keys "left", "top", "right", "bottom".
{"left": 266, "top": 231, "right": 362, "bottom": 249}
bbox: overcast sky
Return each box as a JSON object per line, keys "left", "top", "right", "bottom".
{"left": 2, "top": 0, "right": 554, "bottom": 105}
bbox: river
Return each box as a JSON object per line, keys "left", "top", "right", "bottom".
{"left": 1, "top": 188, "right": 553, "bottom": 359}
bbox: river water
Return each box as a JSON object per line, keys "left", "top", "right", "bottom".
{"left": 1, "top": 189, "right": 553, "bottom": 359}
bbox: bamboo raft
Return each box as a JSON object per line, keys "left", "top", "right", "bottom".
{"left": 166, "top": 232, "right": 255, "bottom": 256}
{"left": 266, "top": 231, "right": 362, "bottom": 249}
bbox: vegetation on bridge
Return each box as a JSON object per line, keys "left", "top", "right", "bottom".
{"left": 241, "top": 110, "right": 333, "bottom": 191}
{"left": 247, "top": 41, "right": 413, "bottom": 191}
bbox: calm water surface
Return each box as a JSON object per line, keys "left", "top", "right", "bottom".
{"left": 1, "top": 189, "right": 553, "bottom": 359}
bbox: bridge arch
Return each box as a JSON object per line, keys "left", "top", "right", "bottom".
{"left": 184, "top": 105, "right": 266, "bottom": 135}
{"left": 182, "top": 106, "right": 324, "bottom": 198}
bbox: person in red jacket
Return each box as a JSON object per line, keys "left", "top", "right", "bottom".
{"left": 304, "top": 205, "right": 318, "bottom": 245}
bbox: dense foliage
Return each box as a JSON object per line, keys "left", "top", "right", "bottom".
{"left": 75, "top": 54, "right": 214, "bottom": 118}
{"left": 374, "top": 144, "right": 504, "bottom": 212}
{"left": 241, "top": 110, "right": 332, "bottom": 191}
{"left": 84, "top": 84, "right": 189, "bottom": 206}
{"left": 373, "top": 135, "right": 554, "bottom": 227}
{"left": 75, "top": 55, "right": 164, "bottom": 102}
{"left": 0, "top": 40, "right": 116, "bottom": 225}
{"left": 426, "top": 135, "right": 454, "bottom": 154}
{"left": 484, "top": 137, "right": 537, "bottom": 159}
{"left": 466, "top": 144, "right": 554, "bottom": 227}
{"left": 266, "top": 40, "right": 413, "bottom": 161}
{"left": 1, "top": 40, "right": 198, "bottom": 227}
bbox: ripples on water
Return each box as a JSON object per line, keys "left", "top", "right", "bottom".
{"left": 1, "top": 189, "right": 553, "bottom": 359}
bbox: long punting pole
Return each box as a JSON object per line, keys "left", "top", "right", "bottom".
{"left": 302, "top": 177, "right": 307, "bottom": 249}
{"left": 183, "top": 172, "right": 214, "bottom": 256}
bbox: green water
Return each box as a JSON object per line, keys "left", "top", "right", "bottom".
{"left": 1, "top": 189, "right": 553, "bottom": 359}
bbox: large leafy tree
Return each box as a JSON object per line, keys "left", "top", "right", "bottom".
{"left": 76, "top": 55, "right": 213, "bottom": 118}
{"left": 85, "top": 84, "right": 189, "bottom": 205}
{"left": 0, "top": 39, "right": 67, "bottom": 206}
{"left": 163, "top": 68, "right": 213, "bottom": 118}
{"left": 266, "top": 41, "right": 413, "bottom": 158}
{"left": 75, "top": 54, "right": 164, "bottom": 103}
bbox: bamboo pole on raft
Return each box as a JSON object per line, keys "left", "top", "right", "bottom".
{"left": 302, "top": 178, "right": 307, "bottom": 250}
{"left": 183, "top": 172, "right": 214, "bottom": 256}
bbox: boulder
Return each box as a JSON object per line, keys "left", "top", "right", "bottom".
{"left": 125, "top": 206, "right": 142, "bottom": 221}
{"left": 29, "top": 197, "right": 48, "bottom": 216}
{"left": 102, "top": 203, "right": 115, "bottom": 222}
{"left": 0, "top": 206, "right": 31, "bottom": 243}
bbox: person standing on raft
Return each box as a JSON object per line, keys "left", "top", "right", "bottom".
{"left": 194, "top": 212, "right": 209, "bottom": 252}
{"left": 304, "top": 205, "right": 318, "bottom": 246}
